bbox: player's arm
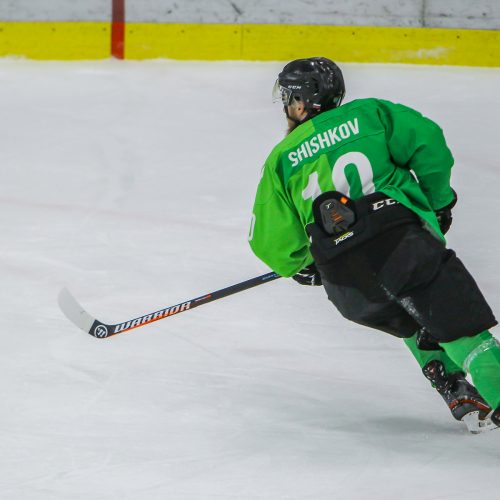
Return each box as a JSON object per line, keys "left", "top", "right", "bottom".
{"left": 378, "top": 100, "right": 456, "bottom": 211}
{"left": 249, "top": 162, "right": 312, "bottom": 278}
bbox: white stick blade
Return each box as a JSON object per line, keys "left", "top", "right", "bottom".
{"left": 58, "top": 287, "right": 96, "bottom": 333}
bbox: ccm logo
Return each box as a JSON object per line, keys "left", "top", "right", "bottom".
{"left": 372, "top": 198, "right": 398, "bottom": 211}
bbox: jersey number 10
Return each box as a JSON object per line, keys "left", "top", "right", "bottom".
{"left": 302, "top": 151, "right": 376, "bottom": 201}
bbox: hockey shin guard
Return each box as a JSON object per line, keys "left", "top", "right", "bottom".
{"left": 440, "top": 331, "right": 500, "bottom": 409}
{"left": 404, "top": 333, "right": 462, "bottom": 374}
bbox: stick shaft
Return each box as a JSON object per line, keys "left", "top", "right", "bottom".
{"left": 59, "top": 272, "right": 281, "bottom": 338}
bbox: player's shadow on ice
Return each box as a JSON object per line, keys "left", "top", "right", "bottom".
{"left": 336, "top": 416, "right": 460, "bottom": 436}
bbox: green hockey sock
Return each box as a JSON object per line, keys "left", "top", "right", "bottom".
{"left": 440, "top": 330, "right": 500, "bottom": 409}
{"left": 404, "top": 333, "right": 462, "bottom": 374}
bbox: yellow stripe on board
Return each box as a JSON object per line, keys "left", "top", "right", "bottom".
{"left": 0, "top": 22, "right": 110, "bottom": 60}
{"left": 244, "top": 25, "right": 500, "bottom": 66}
{"left": 0, "top": 21, "right": 499, "bottom": 66}
{"left": 127, "top": 23, "right": 500, "bottom": 67}
{"left": 126, "top": 23, "right": 242, "bottom": 60}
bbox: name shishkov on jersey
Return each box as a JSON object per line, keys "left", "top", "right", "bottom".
{"left": 288, "top": 118, "right": 360, "bottom": 167}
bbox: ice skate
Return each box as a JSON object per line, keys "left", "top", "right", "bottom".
{"left": 491, "top": 408, "right": 500, "bottom": 427}
{"left": 423, "top": 360, "right": 493, "bottom": 433}
{"left": 461, "top": 411, "right": 498, "bottom": 434}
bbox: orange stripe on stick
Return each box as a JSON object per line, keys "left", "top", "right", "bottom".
{"left": 111, "top": 0, "right": 125, "bottom": 58}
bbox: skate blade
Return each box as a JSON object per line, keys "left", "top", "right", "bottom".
{"left": 462, "top": 411, "right": 498, "bottom": 434}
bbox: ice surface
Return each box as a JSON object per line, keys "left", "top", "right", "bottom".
{"left": 0, "top": 59, "right": 499, "bottom": 499}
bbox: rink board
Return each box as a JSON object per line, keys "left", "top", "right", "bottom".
{"left": 0, "top": 22, "right": 499, "bottom": 66}
{"left": 0, "top": 22, "right": 110, "bottom": 60}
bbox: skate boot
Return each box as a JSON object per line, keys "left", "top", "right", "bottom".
{"left": 492, "top": 408, "right": 500, "bottom": 427}
{"left": 423, "top": 360, "right": 492, "bottom": 433}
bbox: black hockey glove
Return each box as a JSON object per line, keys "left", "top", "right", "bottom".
{"left": 292, "top": 264, "right": 322, "bottom": 286}
{"left": 435, "top": 190, "right": 457, "bottom": 235}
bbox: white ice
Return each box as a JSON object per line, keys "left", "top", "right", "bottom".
{"left": 1, "top": 58, "right": 499, "bottom": 499}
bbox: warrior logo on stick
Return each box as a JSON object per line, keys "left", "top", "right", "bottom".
{"left": 94, "top": 325, "right": 109, "bottom": 338}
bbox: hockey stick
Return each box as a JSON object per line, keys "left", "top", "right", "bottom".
{"left": 58, "top": 271, "right": 281, "bottom": 339}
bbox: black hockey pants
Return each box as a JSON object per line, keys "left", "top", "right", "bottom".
{"left": 316, "top": 221, "right": 497, "bottom": 342}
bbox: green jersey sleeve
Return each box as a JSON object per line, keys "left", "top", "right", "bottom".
{"left": 377, "top": 100, "right": 455, "bottom": 210}
{"left": 249, "top": 157, "right": 312, "bottom": 277}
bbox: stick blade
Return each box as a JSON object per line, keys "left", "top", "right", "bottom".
{"left": 58, "top": 287, "right": 96, "bottom": 334}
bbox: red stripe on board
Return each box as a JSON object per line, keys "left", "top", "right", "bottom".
{"left": 111, "top": 0, "right": 125, "bottom": 59}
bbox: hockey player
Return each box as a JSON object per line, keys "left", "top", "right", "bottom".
{"left": 249, "top": 57, "right": 500, "bottom": 432}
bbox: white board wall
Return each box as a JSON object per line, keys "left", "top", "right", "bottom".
{"left": 1, "top": 0, "right": 499, "bottom": 30}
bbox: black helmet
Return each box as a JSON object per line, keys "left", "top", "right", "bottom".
{"left": 273, "top": 57, "right": 345, "bottom": 120}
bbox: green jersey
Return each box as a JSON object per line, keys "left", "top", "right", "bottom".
{"left": 249, "top": 98, "right": 455, "bottom": 277}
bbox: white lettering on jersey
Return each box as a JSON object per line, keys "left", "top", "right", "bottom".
{"left": 289, "top": 118, "right": 360, "bottom": 168}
